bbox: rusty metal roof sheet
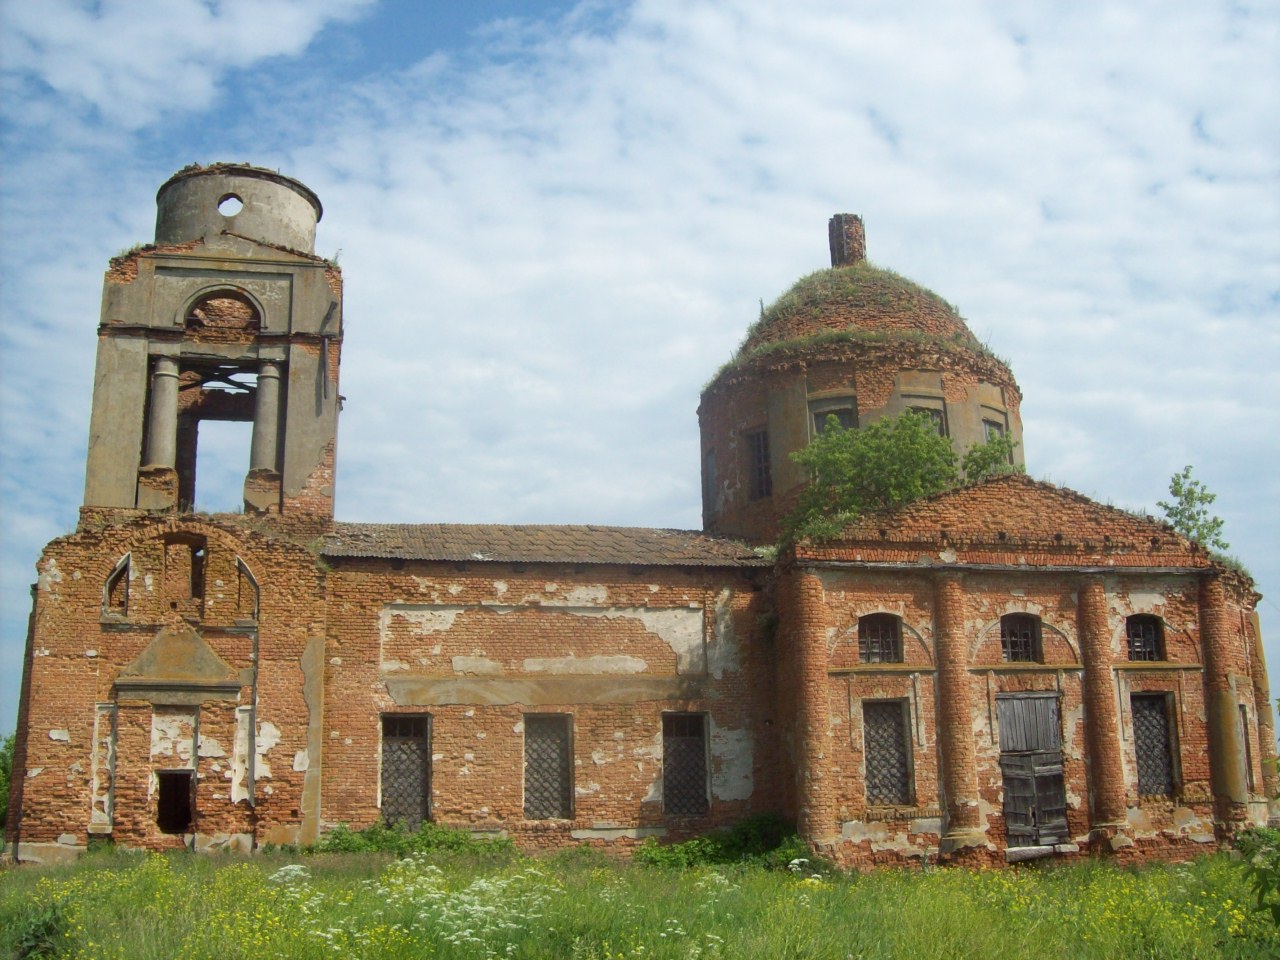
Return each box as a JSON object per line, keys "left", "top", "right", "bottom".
{"left": 323, "top": 523, "right": 768, "bottom": 568}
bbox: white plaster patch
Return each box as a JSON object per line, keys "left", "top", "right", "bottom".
{"left": 1126, "top": 591, "right": 1168, "bottom": 611}
{"left": 648, "top": 584, "right": 660, "bottom": 593}
{"left": 512, "top": 721, "right": 524, "bottom": 733}
{"left": 150, "top": 711, "right": 195, "bottom": 763}
{"left": 330, "top": 657, "right": 343, "bottom": 665}
{"left": 451, "top": 656, "right": 503, "bottom": 676}
{"left": 85, "top": 650, "right": 97, "bottom": 658}
{"left": 523, "top": 654, "right": 647, "bottom": 675}
{"left": 707, "top": 589, "right": 740, "bottom": 679}
{"left": 293, "top": 750, "right": 309, "bottom": 772}
{"left": 575, "top": 781, "right": 601, "bottom": 796}
{"left": 37, "top": 558, "right": 63, "bottom": 591}
{"left": 26, "top": 767, "right": 43, "bottom": 779}
{"left": 709, "top": 721, "right": 753, "bottom": 801}
{"left": 143, "top": 574, "right": 154, "bottom": 592}
{"left": 255, "top": 721, "right": 282, "bottom": 780}
{"left": 48, "top": 729, "right": 70, "bottom": 742}
{"left": 493, "top": 580, "right": 508, "bottom": 597}
{"left": 938, "top": 547, "right": 958, "bottom": 564}
{"left": 381, "top": 660, "right": 409, "bottom": 672}
{"left": 34, "top": 648, "right": 50, "bottom": 658}
{"left": 198, "top": 735, "right": 226, "bottom": 759}
{"left": 562, "top": 585, "right": 607, "bottom": 605}
{"left": 447, "top": 584, "right": 464, "bottom": 596}
{"left": 544, "top": 583, "right": 559, "bottom": 593}
{"left": 379, "top": 606, "right": 462, "bottom": 638}
{"left": 57, "top": 834, "right": 77, "bottom": 846}
{"left": 412, "top": 576, "right": 433, "bottom": 593}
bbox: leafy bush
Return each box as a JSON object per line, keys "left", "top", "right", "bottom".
{"left": 0, "top": 732, "right": 13, "bottom": 830}
{"left": 308, "top": 820, "right": 516, "bottom": 857}
{"left": 1237, "top": 827, "right": 1280, "bottom": 927}
{"left": 634, "top": 813, "right": 810, "bottom": 870}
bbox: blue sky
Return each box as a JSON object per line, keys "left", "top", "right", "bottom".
{"left": 0, "top": 0, "right": 1277, "bottom": 739}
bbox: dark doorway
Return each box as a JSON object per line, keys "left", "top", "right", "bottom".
{"left": 156, "top": 770, "right": 194, "bottom": 834}
{"left": 997, "top": 693, "right": 1068, "bottom": 846}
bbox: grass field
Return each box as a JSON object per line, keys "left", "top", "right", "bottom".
{"left": 1, "top": 845, "right": 1276, "bottom": 959}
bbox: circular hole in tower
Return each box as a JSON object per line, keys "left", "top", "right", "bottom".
{"left": 217, "top": 194, "right": 244, "bottom": 217}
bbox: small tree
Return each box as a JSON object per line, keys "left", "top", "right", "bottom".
{"left": 1157, "top": 465, "right": 1229, "bottom": 552}
{"left": 961, "top": 430, "right": 1020, "bottom": 483}
{"left": 0, "top": 732, "right": 12, "bottom": 830}
{"left": 786, "top": 410, "right": 958, "bottom": 541}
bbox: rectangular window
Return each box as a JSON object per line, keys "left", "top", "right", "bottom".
{"left": 858, "top": 614, "right": 903, "bottom": 664}
{"left": 982, "top": 418, "right": 1005, "bottom": 442}
{"left": 1000, "top": 614, "right": 1042, "bottom": 663}
{"left": 809, "top": 398, "right": 858, "bottom": 436}
{"left": 907, "top": 405, "right": 947, "bottom": 437}
{"left": 863, "top": 700, "right": 912, "bottom": 805}
{"left": 381, "top": 714, "right": 431, "bottom": 829}
{"left": 662, "top": 713, "right": 709, "bottom": 815}
{"left": 746, "top": 429, "right": 772, "bottom": 500}
{"left": 524, "top": 714, "right": 573, "bottom": 819}
{"left": 1131, "top": 694, "right": 1176, "bottom": 798}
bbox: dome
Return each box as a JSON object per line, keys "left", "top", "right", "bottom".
{"left": 738, "top": 263, "right": 982, "bottom": 357}
{"left": 737, "top": 214, "right": 983, "bottom": 359}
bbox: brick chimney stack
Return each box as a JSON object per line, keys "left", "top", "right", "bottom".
{"left": 828, "top": 213, "right": 866, "bottom": 267}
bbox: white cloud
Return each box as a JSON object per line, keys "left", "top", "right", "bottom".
{"left": 1, "top": 0, "right": 1278, "bottom": 732}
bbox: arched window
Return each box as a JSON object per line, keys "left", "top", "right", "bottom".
{"left": 1126, "top": 614, "right": 1165, "bottom": 662}
{"left": 1001, "top": 614, "right": 1042, "bottom": 663}
{"left": 859, "top": 614, "right": 903, "bottom": 663}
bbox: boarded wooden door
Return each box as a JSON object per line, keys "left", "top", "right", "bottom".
{"left": 997, "top": 694, "right": 1068, "bottom": 846}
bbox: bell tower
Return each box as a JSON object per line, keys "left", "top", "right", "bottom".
{"left": 82, "top": 164, "right": 342, "bottom": 531}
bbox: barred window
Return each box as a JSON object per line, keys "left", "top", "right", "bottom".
{"left": 662, "top": 713, "right": 708, "bottom": 815}
{"left": 381, "top": 714, "right": 431, "bottom": 829}
{"left": 524, "top": 714, "right": 573, "bottom": 819}
{"left": 863, "top": 700, "right": 912, "bottom": 805}
{"left": 1131, "top": 694, "right": 1176, "bottom": 798}
{"left": 858, "top": 614, "right": 903, "bottom": 663}
{"left": 1126, "top": 615, "right": 1164, "bottom": 662}
{"left": 1001, "top": 614, "right": 1042, "bottom": 663}
{"left": 746, "top": 428, "right": 772, "bottom": 500}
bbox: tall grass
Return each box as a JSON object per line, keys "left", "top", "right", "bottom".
{"left": 1, "top": 848, "right": 1274, "bottom": 959}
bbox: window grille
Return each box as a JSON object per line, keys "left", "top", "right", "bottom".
{"left": 810, "top": 399, "right": 857, "bottom": 436}
{"left": 381, "top": 714, "right": 431, "bottom": 829}
{"left": 1001, "top": 614, "right": 1041, "bottom": 663}
{"left": 858, "top": 614, "right": 903, "bottom": 663}
{"left": 1131, "top": 694, "right": 1175, "bottom": 798}
{"left": 524, "top": 715, "right": 573, "bottom": 819}
{"left": 863, "top": 700, "right": 911, "bottom": 805}
{"left": 662, "top": 713, "right": 708, "bottom": 815}
{"left": 1126, "top": 615, "right": 1164, "bottom": 661}
{"left": 746, "top": 429, "right": 772, "bottom": 500}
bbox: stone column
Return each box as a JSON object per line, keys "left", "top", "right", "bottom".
{"left": 1247, "top": 612, "right": 1280, "bottom": 817}
{"left": 935, "top": 573, "right": 983, "bottom": 852}
{"left": 143, "top": 356, "right": 180, "bottom": 467}
{"left": 787, "top": 566, "right": 836, "bottom": 845}
{"left": 1078, "top": 578, "right": 1128, "bottom": 835}
{"left": 249, "top": 361, "right": 282, "bottom": 472}
{"left": 1200, "top": 577, "right": 1248, "bottom": 826}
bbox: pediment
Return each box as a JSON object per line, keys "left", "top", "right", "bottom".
{"left": 116, "top": 623, "right": 239, "bottom": 693}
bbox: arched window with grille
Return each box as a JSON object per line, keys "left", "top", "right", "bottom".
{"left": 859, "top": 613, "right": 903, "bottom": 663}
{"left": 1126, "top": 614, "right": 1165, "bottom": 662}
{"left": 1000, "top": 613, "right": 1042, "bottom": 663}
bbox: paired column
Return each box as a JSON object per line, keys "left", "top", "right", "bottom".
{"left": 1200, "top": 577, "right": 1249, "bottom": 824}
{"left": 1248, "top": 612, "right": 1280, "bottom": 812}
{"left": 143, "top": 356, "right": 180, "bottom": 468}
{"left": 934, "top": 574, "right": 983, "bottom": 851}
{"left": 249, "top": 361, "right": 282, "bottom": 472}
{"left": 1078, "top": 578, "right": 1127, "bottom": 832}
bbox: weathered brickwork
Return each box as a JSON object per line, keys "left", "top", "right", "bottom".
{"left": 6, "top": 169, "right": 1274, "bottom": 869}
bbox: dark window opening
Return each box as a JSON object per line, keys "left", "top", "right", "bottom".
{"left": 746, "top": 429, "right": 772, "bottom": 500}
{"left": 863, "top": 700, "right": 912, "bottom": 805}
{"left": 381, "top": 714, "right": 431, "bottom": 829}
{"left": 1126, "top": 615, "right": 1164, "bottom": 662}
{"left": 858, "top": 614, "right": 903, "bottom": 664}
{"left": 662, "top": 713, "right": 708, "bottom": 815}
{"left": 1132, "top": 694, "right": 1177, "bottom": 798}
{"left": 908, "top": 406, "right": 947, "bottom": 437}
{"left": 1001, "top": 614, "right": 1042, "bottom": 663}
{"left": 982, "top": 418, "right": 1005, "bottom": 441}
{"left": 524, "top": 715, "right": 573, "bottom": 819}
{"left": 156, "top": 770, "right": 194, "bottom": 834}
{"left": 810, "top": 399, "right": 858, "bottom": 436}
{"left": 105, "top": 555, "right": 129, "bottom": 616}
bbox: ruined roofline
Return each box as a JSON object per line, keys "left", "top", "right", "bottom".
{"left": 157, "top": 163, "right": 323, "bottom": 222}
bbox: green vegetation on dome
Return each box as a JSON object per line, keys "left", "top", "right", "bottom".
{"left": 740, "top": 262, "right": 973, "bottom": 351}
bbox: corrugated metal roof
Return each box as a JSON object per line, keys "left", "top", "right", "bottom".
{"left": 323, "top": 523, "right": 768, "bottom": 568}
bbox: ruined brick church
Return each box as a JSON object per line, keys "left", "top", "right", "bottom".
{"left": 6, "top": 164, "right": 1276, "bottom": 866}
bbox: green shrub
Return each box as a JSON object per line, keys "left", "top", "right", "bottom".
{"left": 308, "top": 819, "right": 517, "bottom": 857}
{"left": 1237, "top": 827, "right": 1280, "bottom": 926}
{"left": 634, "top": 813, "right": 809, "bottom": 870}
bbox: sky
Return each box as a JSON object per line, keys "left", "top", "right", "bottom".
{"left": 0, "top": 0, "right": 1276, "bottom": 740}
